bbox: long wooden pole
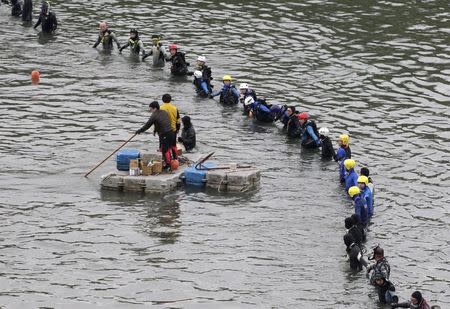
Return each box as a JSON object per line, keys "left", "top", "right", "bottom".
{"left": 84, "top": 133, "right": 137, "bottom": 178}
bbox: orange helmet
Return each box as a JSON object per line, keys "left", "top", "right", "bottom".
{"left": 170, "top": 159, "right": 179, "bottom": 171}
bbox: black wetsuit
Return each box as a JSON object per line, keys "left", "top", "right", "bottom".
{"left": 11, "top": 0, "right": 22, "bottom": 16}
{"left": 120, "top": 37, "right": 145, "bottom": 55}
{"left": 179, "top": 126, "right": 196, "bottom": 151}
{"left": 168, "top": 51, "right": 189, "bottom": 76}
{"left": 93, "top": 30, "right": 121, "bottom": 50}
{"left": 22, "top": 0, "right": 32, "bottom": 21}
{"left": 344, "top": 234, "right": 367, "bottom": 271}
{"left": 34, "top": 11, "right": 57, "bottom": 33}
{"left": 285, "top": 114, "right": 301, "bottom": 137}
{"left": 320, "top": 135, "right": 336, "bottom": 160}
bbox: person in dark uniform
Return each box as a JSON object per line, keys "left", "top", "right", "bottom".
{"left": 343, "top": 233, "right": 368, "bottom": 271}
{"left": 166, "top": 44, "right": 189, "bottom": 76}
{"left": 318, "top": 127, "right": 336, "bottom": 160}
{"left": 33, "top": 1, "right": 57, "bottom": 33}
{"left": 178, "top": 116, "right": 196, "bottom": 152}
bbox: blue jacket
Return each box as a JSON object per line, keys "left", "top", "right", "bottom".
{"left": 301, "top": 121, "right": 320, "bottom": 146}
{"left": 194, "top": 77, "right": 210, "bottom": 94}
{"left": 212, "top": 84, "right": 239, "bottom": 98}
{"left": 345, "top": 169, "right": 358, "bottom": 192}
{"left": 353, "top": 194, "right": 369, "bottom": 226}
{"left": 361, "top": 186, "right": 373, "bottom": 217}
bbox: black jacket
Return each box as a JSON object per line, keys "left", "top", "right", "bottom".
{"left": 320, "top": 135, "right": 336, "bottom": 160}
{"left": 34, "top": 12, "right": 58, "bottom": 33}
{"left": 180, "top": 126, "right": 196, "bottom": 151}
{"left": 137, "top": 110, "right": 173, "bottom": 135}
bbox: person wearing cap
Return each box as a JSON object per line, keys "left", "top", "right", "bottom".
{"left": 344, "top": 159, "right": 358, "bottom": 192}
{"left": 209, "top": 75, "right": 239, "bottom": 104}
{"left": 337, "top": 134, "right": 351, "bottom": 160}
{"left": 142, "top": 34, "right": 167, "bottom": 66}
{"left": 119, "top": 28, "right": 146, "bottom": 57}
{"left": 283, "top": 106, "right": 301, "bottom": 138}
{"left": 391, "top": 291, "right": 431, "bottom": 309}
{"left": 166, "top": 44, "right": 189, "bottom": 76}
{"left": 367, "top": 245, "right": 391, "bottom": 285}
{"left": 34, "top": 1, "right": 57, "bottom": 34}
{"left": 348, "top": 186, "right": 369, "bottom": 226}
{"left": 178, "top": 116, "right": 196, "bottom": 152}
{"left": 238, "top": 83, "right": 257, "bottom": 105}
{"left": 193, "top": 70, "right": 212, "bottom": 97}
{"left": 135, "top": 101, "right": 174, "bottom": 168}
{"left": 358, "top": 175, "right": 374, "bottom": 217}
{"left": 195, "top": 55, "right": 213, "bottom": 89}
{"left": 373, "top": 274, "right": 398, "bottom": 305}
{"left": 298, "top": 112, "right": 320, "bottom": 148}
{"left": 93, "top": 21, "right": 120, "bottom": 50}
{"left": 244, "top": 97, "right": 284, "bottom": 123}
{"left": 343, "top": 233, "right": 368, "bottom": 271}
{"left": 318, "top": 127, "right": 336, "bottom": 160}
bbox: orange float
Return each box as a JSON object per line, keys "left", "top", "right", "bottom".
{"left": 31, "top": 70, "right": 40, "bottom": 84}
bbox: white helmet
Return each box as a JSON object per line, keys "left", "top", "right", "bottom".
{"left": 239, "top": 83, "right": 249, "bottom": 90}
{"left": 319, "top": 127, "right": 330, "bottom": 135}
{"left": 193, "top": 70, "right": 203, "bottom": 79}
{"left": 197, "top": 55, "right": 206, "bottom": 62}
{"left": 244, "top": 96, "right": 254, "bottom": 106}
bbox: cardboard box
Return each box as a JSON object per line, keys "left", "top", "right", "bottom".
{"left": 152, "top": 161, "right": 163, "bottom": 174}
{"left": 141, "top": 163, "right": 152, "bottom": 176}
{"left": 129, "top": 159, "right": 140, "bottom": 169}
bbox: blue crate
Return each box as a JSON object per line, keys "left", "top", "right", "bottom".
{"left": 116, "top": 149, "right": 140, "bottom": 171}
{"left": 184, "top": 162, "right": 217, "bottom": 186}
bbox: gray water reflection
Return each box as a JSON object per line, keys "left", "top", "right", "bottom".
{"left": 0, "top": 0, "right": 449, "bottom": 308}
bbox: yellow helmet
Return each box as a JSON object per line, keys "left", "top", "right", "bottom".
{"left": 339, "top": 134, "right": 350, "bottom": 146}
{"left": 348, "top": 186, "right": 360, "bottom": 197}
{"left": 344, "top": 159, "right": 356, "bottom": 170}
{"left": 357, "top": 175, "right": 369, "bottom": 185}
{"left": 223, "top": 75, "right": 232, "bottom": 81}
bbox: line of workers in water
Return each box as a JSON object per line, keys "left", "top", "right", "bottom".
{"left": 4, "top": 3, "right": 439, "bottom": 307}
{"left": 133, "top": 92, "right": 435, "bottom": 309}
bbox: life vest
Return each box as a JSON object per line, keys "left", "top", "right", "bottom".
{"left": 128, "top": 38, "right": 141, "bottom": 53}
{"left": 100, "top": 30, "right": 113, "bottom": 47}
{"left": 220, "top": 86, "right": 238, "bottom": 105}
{"left": 304, "top": 119, "right": 319, "bottom": 138}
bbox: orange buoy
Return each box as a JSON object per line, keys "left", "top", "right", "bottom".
{"left": 31, "top": 70, "right": 40, "bottom": 84}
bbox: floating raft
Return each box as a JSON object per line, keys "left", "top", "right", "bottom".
{"left": 100, "top": 151, "right": 260, "bottom": 194}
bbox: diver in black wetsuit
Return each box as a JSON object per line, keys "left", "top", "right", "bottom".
{"left": 34, "top": 1, "right": 57, "bottom": 33}
{"left": 166, "top": 44, "right": 190, "bottom": 76}
{"left": 22, "top": 0, "right": 32, "bottom": 21}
